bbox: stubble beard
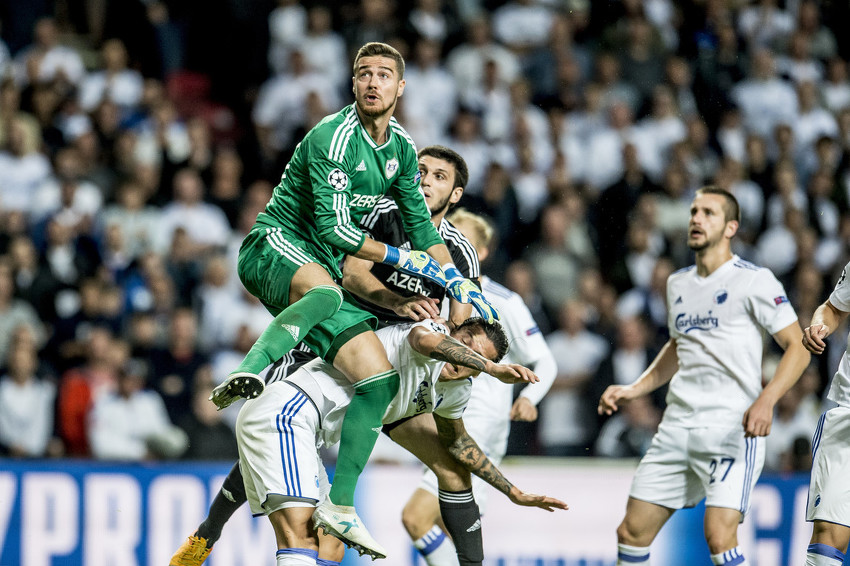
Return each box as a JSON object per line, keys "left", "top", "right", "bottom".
{"left": 358, "top": 93, "right": 396, "bottom": 119}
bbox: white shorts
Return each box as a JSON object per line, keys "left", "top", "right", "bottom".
{"left": 236, "top": 381, "right": 330, "bottom": 516}
{"left": 418, "top": 416, "right": 506, "bottom": 514}
{"left": 806, "top": 407, "right": 850, "bottom": 526}
{"left": 630, "top": 422, "right": 765, "bottom": 516}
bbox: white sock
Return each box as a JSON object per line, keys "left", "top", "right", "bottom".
{"left": 414, "top": 526, "right": 459, "bottom": 566}
{"left": 710, "top": 546, "right": 748, "bottom": 565}
{"left": 276, "top": 548, "right": 318, "bottom": 565}
{"left": 806, "top": 543, "right": 846, "bottom": 566}
{"left": 617, "top": 543, "right": 650, "bottom": 565}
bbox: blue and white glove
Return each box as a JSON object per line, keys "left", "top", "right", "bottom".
{"left": 382, "top": 245, "right": 446, "bottom": 286}
{"left": 443, "top": 264, "right": 500, "bottom": 323}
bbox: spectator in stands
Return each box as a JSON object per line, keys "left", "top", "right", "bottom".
{"left": 525, "top": 204, "right": 582, "bottom": 315}
{"left": 7, "top": 234, "right": 62, "bottom": 322}
{"left": 0, "top": 260, "right": 44, "bottom": 368}
{"left": 447, "top": 15, "right": 520, "bottom": 95}
{"left": 156, "top": 168, "right": 231, "bottom": 256}
{"left": 821, "top": 58, "right": 850, "bottom": 114}
{"left": 539, "top": 300, "right": 609, "bottom": 456}
{"left": 0, "top": 338, "right": 56, "bottom": 457}
{"left": 0, "top": 114, "right": 51, "bottom": 214}
{"left": 731, "top": 48, "right": 798, "bottom": 139}
{"left": 13, "top": 17, "right": 85, "bottom": 88}
{"left": 491, "top": 0, "right": 553, "bottom": 52}
{"left": 78, "top": 38, "right": 143, "bottom": 113}
{"left": 401, "top": 38, "right": 458, "bottom": 147}
{"left": 178, "top": 372, "right": 239, "bottom": 460}
{"left": 57, "top": 326, "right": 122, "bottom": 456}
{"left": 149, "top": 307, "right": 209, "bottom": 422}
{"left": 88, "top": 358, "right": 186, "bottom": 461}
{"left": 266, "top": 0, "right": 307, "bottom": 76}
{"left": 301, "top": 5, "right": 347, "bottom": 93}
{"left": 795, "top": 0, "right": 837, "bottom": 62}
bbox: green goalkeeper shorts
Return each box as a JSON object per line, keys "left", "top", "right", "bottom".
{"left": 237, "top": 226, "right": 377, "bottom": 363}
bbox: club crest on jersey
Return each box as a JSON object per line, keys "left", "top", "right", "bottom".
{"left": 385, "top": 158, "right": 399, "bottom": 179}
{"left": 328, "top": 168, "right": 349, "bottom": 191}
{"left": 774, "top": 295, "right": 789, "bottom": 305}
{"left": 714, "top": 289, "right": 728, "bottom": 304}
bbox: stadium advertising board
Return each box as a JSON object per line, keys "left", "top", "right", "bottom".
{"left": 0, "top": 459, "right": 836, "bottom": 565}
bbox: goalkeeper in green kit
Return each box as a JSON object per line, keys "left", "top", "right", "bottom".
{"left": 208, "top": 42, "right": 498, "bottom": 560}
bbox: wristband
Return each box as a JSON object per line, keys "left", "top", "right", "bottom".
{"left": 443, "top": 263, "right": 464, "bottom": 283}
{"left": 383, "top": 244, "right": 401, "bottom": 267}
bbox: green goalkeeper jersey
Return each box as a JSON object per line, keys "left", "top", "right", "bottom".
{"left": 254, "top": 103, "right": 444, "bottom": 280}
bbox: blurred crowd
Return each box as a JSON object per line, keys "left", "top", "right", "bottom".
{"left": 1, "top": 0, "right": 849, "bottom": 473}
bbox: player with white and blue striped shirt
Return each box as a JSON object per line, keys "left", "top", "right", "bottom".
{"left": 598, "top": 187, "right": 810, "bottom": 566}
{"left": 801, "top": 261, "right": 850, "bottom": 566}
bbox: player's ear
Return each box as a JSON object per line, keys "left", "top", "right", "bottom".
{"left": 724, "top": 219, "right": 739, "bottom": 239}
{"left": 397, "top": 78, "right": 405, "bottom": 97}
{"left": 449, "top": 186, "right": 464, "bottom": 205}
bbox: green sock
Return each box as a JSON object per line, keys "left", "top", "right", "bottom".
{"left": 235, "top": 285, "right": 343, "bottom": 375}
{"left": 329, "top": 369, "right": 400, "bottom": 506}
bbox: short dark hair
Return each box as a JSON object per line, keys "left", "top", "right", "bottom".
{"left": 418, "top": 145, "right": 469, "bottom": 190}
{"left": 455, "top": 317, "right": 509, "bottom": 363}
{"left": 353, "top": 42, "right": 405, "bottom": 78}
{"left": 695, "top": 186, "right": 741, "bottom": 223}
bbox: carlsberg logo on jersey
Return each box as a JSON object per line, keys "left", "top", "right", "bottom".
{"left": 675, "top": 311, "right": 719, "bottom": 333}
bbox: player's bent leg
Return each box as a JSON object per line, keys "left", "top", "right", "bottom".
{"left": 173, "top": 461, "right": 248, "bottom": 563}
{"left": 704, "top": 506, "right": 748, "bottom": 565}
{"left": 806, "top": 521, "right": 850, "bottom": 565}
{"left": 402, "top": 488, "right": 460, "bottom": 566}
{"left": 390, "top": 414, "right": 480, "bottom": 566}
{"left": 616, "top": 497, "right": 675, "bottom": 565}
{"left": 326, "top": 330, "right": 398, "bottom": 506}
{"left": 170, "top": 462, "right": 248, "bottom": 566}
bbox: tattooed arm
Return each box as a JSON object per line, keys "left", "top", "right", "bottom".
{"left": 433, "top": 413, "right": 567, "bottom": 511}
{"left": 407, "top": 325, "right": 538, "bottom": 383}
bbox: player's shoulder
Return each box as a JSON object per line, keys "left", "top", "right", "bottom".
{"left": 730, "top": 257, "right": 780, "bottom": 286}
{"left": 731, "top": 257, "right": 764, "bottom": 273}
{"left": 306, "top": 104, "right": 359, "bottom": 161}
{"left": 481, "top": 276, "right": 517, "bottom": 303}
{"left": 389, "top": 117, "right": 417, "bottom": 155}
{"left": 441, "top": 219, "right": 480, "bottom": 273}
{"left": 668, "top": 264, "right": 696, "bottom": 283}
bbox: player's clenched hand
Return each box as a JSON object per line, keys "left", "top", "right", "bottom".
{"left": 489, "top": 363, "right": 539, "bottom": 384}
{"left": 802, "top": 323, "right": 829, "bottom": 355}
{"left": 383, "top": 246, "right": 446, "bottom": 286}
{"left": 391, "top": 294, "right": 440, "bottom": 321}
{"left": 510, "top": 397, "right": 538, "bottom": 421}
{"left": 507, "top": 486, "right": 568, "bottom": 512}
{"left": 597, "top": 385, "right": 639, "bottom": 416}
{"left": 743, "top": 397, "right": 774, "bottom": 437}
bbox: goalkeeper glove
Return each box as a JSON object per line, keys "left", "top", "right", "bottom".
{"left": 443, "top": 264, "right": 500, "bottom": 323}
{"left": 382, "top": 245, "right": 445, "bottom": 286}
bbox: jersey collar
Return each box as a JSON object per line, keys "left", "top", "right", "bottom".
{"left": 353, "top": 104, "right": 394, "bottom": 150}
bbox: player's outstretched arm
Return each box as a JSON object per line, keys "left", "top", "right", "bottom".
{"left": 743, "top": 321, "right": 811, "bottom": 437}
{"left": 802, "top": 300, "right": 849, "bottom": 355}
{"left": 408, "top": 326, "right": 538, "bottom": 383}
{"left": 433, "top": 413, "right": 568, "bottom": 512}
{"left": 597, "top": 338, "right": 679, "bottom": 416}
{"left": 342, "top": 255, "right": 440, "bottom": 321}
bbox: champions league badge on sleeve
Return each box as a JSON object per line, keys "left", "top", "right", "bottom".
{"left": 328, "top": 168, "right": 349, "bottom": 191}
{"left": 385, "top": 157, "right": 399, "bottom": 179}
